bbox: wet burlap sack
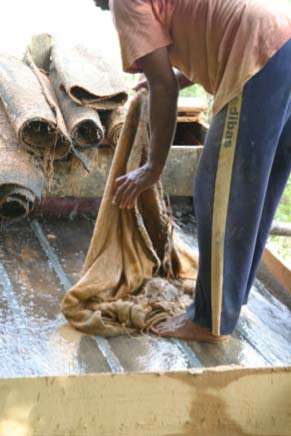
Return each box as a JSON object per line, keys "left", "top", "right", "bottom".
{"left": 61, "top": 92, "right": 198, "bottom": 336}
{"left": 51, "top": 43, "right": 128, "bottom": 110}
{"left": 0, "top": 54, "right": 71, "bottom": 161}
{"left": 0, "top": 101, "right": 44, "bottom": 220}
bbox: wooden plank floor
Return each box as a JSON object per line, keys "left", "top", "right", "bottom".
{"left": 0, "top": 221, "right": 110, "bottom": 377}
{"left": 0, "top": 213, "right": 290, "bottom": 378}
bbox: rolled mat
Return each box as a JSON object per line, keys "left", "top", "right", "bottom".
{"left": 0, "top": 102, "right": 44, "bottom": 220}
{"left": 50, "top": 67, "right": 104, "bottom": 149}
{"left": 24, "top": 50, "right": 71, "bottom": 160}
{"left": 104, "top": 105, "right": 127, "bottom": 148}
{"left": 51, "top": 43, "right": 128, "bottom": 110}
{"left": 0, "top": 54, "right": 70, "bottom": 160}
{"left": 61, "top": 91, "right": 198, "bottom": 336}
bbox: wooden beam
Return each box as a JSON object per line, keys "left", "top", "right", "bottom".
{"left": 47, "top": 145, "right": 203, "bottom": 198}
{"left": 262, "top": 248, "right": 291, "bottom": 294}
{"left": 0, "top": 366, "right": 290, "bottom": 436}
{"left": 177, "top": 97, "right": 208, "bottom": 114}
{"left": 270, "top": 221, "right": 291, "bottom": 237}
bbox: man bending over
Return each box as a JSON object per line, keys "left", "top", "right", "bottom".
{"left": 94, "top": 0, "right": 291, "bottom": 342}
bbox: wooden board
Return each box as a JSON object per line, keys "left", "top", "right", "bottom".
{"left": 262, "top": 248, "right": 291, "bottom": 294}
{"left": 48, "top": 146, "right": 203, "bottom": 198}
{"left": 178, "top": 97, "right": 208, "bottom": 114}
{"left": 0, "top": 215, "right": 290, "bottom": 379}
{"left": 177, "top": 115, "right": 205, "bottom": 123}
{"left": 0, "top": 221, "right": 111, "bottom": 377}
{"left": 0, "top": 366, "right": 290, "bottom": 436}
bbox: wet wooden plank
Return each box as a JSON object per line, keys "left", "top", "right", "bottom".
{"left": 0, "top": 277, "right": 30, "bottom": 377}
{"left": 0, "top": 221, "right": 110, "bottom": 377}
{"left": 39, "top": 216, "right": 93, "bottom": 285}
{"left": 0, "top": 366, "right": 290, "bottom": 436}
{"left": 236, "top": 308, "right": 290, "bottom": 367}
{"left": 109, "top": 335, "right": 191, "bottom": 372}
{"left": 0, "top": 260, "right": 47, "bottom": 377}
{"left": 30, "top": 219, "right": 124, "bottom": 373}
{"left": 237, "top": 302, "right": 291, "bottom": 366}
{"left": 187, "top": 333, "right": 268, "bottom": 368}
{"left": 249, "top": 280, "right": 291, "bottom": 346}
{"left": 227, "top": 276, "right": 291, "bottom": 367}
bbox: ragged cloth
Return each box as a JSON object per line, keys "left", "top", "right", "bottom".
{"left": 61, "top": 91, "right": 198, "bottom": 336}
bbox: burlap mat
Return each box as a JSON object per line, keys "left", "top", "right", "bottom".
{"left": 0, "top": 102, "right": 43, "bottom": 220}
{"left": 61, "top": 92, "right": 198, "bottom": 336}
{"left": 50, "top": 67, "right": 104, "bottom": 150}
{"left": 51, "top": 43, "right": 128, "bottom": 110}
{"left": 24, "top": 49, "right": 71, "bottom": 161}
{"left": 0, "top": 54, "right": 71, "bottom": 161}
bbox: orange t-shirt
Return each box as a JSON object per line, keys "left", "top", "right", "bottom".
{"left": 110, "top": 0, "right": 291, "bottom": 115}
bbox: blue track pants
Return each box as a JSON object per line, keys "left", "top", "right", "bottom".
{"left": 188, "top": 39, "right": 291, "bottom": 336}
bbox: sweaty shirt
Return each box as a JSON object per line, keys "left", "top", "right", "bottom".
{"left": 110, "top": 0, "right": 291, "bottom": 115}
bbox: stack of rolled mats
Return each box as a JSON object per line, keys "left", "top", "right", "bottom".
{"left": 0, "top": 33, "right": 128, "bottom": 222}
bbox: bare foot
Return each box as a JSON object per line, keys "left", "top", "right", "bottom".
{"left": 152, "top": 313, "right": 229, "bottom": 343}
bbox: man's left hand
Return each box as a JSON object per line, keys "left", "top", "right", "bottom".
{"left": 113, "top": 164, "right": 160, "bottom": 209}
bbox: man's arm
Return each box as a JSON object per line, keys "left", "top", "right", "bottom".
{"left": 113, "top": 47, "right": 178, "bottom": 209}
{"left": 134, "top": 70, "right": 193, "bottom": 91}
